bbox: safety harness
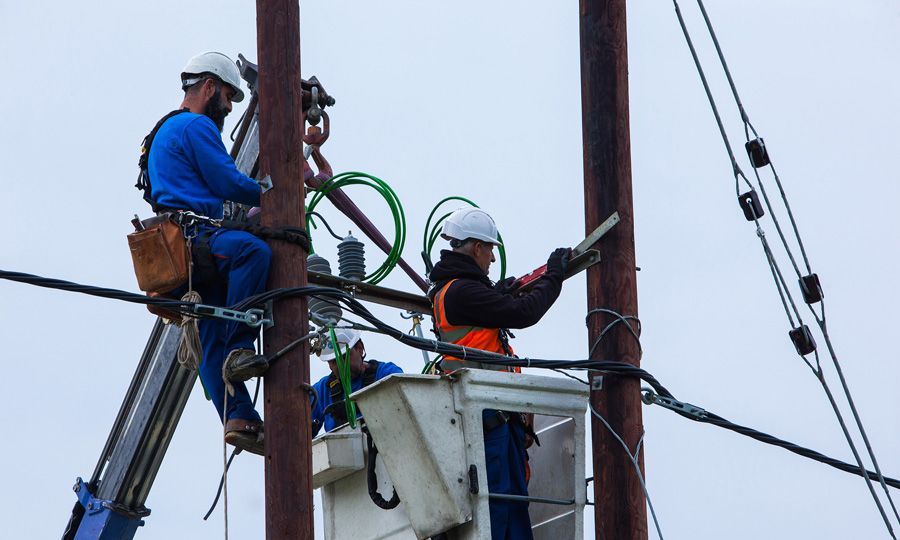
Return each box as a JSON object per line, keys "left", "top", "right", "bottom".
{"left": 324, "top": 360, "right": 381, "bottom": 428}
{"left": 135, "top": 109, "right": 189, "bottom": 213}
{"left": 135, "top": 110, "right": 311, "bottom": 290}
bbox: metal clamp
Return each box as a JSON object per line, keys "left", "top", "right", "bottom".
{"left": 641, "top": 388, "right": 708, "bottom": 420}
{"left": 193, "top": 305, "right": 270, "bottom": 327}
{"left": 258, "top": 174, "right": 274, "bottom": 193}
{"left": 176, "top": 211, "right": 221, "bottom": 228}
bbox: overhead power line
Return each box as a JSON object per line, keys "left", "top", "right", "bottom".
{"left": 669, "top": 0, "right": 899, "bottom": 534}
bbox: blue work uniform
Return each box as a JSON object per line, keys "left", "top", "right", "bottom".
{"left": 482, "top": 412, "right": 532, "bottom": 539}
{"left": 148, "top": 112, "right": 268, "bottom": 424}
{"left": 311, "top": 360, "right": 403, "bottom": 435}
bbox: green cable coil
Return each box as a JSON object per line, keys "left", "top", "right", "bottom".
{"left": 423, "top": 196, "right": 507, "bottom": 280}
{"left": 306, "top": 172, "right": 407, "bottom": 285}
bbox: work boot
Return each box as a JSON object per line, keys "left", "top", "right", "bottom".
{"left": 223, "top": 348, "right": 269, "bottom": 383}
{"left": 224, "top": 418, "right": 264, "bottom": 456}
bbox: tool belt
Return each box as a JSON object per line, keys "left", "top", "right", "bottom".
{"left": 483, "top": 410, "right": 541, "bottom": 448}
{"left": 127, "top": 213, "right": 190, "bottom": 295}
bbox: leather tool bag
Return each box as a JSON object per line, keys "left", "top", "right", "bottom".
{"left": 128, "top": 214, "right": 189, "bottom": 294}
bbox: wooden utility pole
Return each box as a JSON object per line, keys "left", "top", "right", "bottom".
{"left": 580, "top": 0, "right": 648, "bottom": 538}
{"left": 256, "top": 0, "right": 314, "bottom": 538}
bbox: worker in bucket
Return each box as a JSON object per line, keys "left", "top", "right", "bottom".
{"left": 145, "top": 52, "right": 270, "bottom": 455}
{"left": 428, "top": 207, "right": 570, "bottom": 539}
{"left": 310, "top": 328, "right": 403, "bottom": 437}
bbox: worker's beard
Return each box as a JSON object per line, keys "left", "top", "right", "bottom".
{"left": 203, "top": 88, "right": 228, "bottom": 133}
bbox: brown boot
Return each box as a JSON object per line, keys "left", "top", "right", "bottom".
{"left": 224, "top": 418, "right": 265, "bottom": 456}
{"left": 223, "top": 348, "right": 269, "bottom": 383}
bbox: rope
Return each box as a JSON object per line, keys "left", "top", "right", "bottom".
{"left": 177, "top": 290, "right": 203, "bottom": 371}
{"left": 221, "top": 390, "right": 230, "bottom": 540}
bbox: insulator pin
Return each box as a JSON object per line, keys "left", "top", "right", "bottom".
{"left": 338, "top": 233, "right": 366, "bottom": 281}
{"left": 307, "top": 253, "right": 343, "bottom": 324}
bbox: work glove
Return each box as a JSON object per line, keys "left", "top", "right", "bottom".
{"left": 494, "top": 276, "right": 517, "bottom": 295}
{"left": 546, "top": 247, "right": 572, "bottom": 277}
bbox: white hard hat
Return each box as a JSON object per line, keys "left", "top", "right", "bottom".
{"left": 441, "top": 208, "right": 503, "bottom": 246}
{"left": 181, "top": 51, "right": 245, "bottom": 103}
{"left": 319, "top": 328, "right": 362, "bottom": 362}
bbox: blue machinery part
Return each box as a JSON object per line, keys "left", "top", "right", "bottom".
{"left": 69, "top": 478, "right": 149, "bottom": 540}
{"left": 62, "top": 321, "right": 196, "bottom": 540}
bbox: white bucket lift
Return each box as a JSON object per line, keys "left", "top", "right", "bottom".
{"left": 313, "top": 369, "right": 588, "bottom": 539}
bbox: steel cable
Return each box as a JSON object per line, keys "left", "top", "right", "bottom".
{"left": 590, "top": 404, "right": 664, "bottom": 539}
{"left": 671, "top": 1, "right": 899, "bottom": 532}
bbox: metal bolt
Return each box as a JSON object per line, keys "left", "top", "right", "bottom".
{"left": 450, "top": 418, "right": 456, "bottom": 425}
{"left": 87, "top": 502, "right": 93, "bottom": 510}
{"left": 72, "top": 482, "right": 79, "bottom": 492}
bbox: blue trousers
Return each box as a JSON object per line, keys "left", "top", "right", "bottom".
{"left": 195, "top": 229, "right": 271, "bottom": 423}
{"left": 484, "top": 412, "right": 533, "bottom": 540}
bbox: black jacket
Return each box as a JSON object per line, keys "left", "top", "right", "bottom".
{"left": 428, "top": 250, "right": 563, "bottom": 329}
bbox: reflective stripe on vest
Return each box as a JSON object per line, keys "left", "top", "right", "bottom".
{"left": 432, "top": 279, "right": 514, "bottom": 371}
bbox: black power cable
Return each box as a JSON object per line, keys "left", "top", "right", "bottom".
{"left": 2, "top": 269, "right": 899, "bottom": 501}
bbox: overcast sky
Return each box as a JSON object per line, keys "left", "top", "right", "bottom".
{"left": 1, "top": 1, "right": 898, "bottom": 539}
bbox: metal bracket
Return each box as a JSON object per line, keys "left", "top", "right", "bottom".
{"left": 565, "top": 249, "right": 602, "bottom": 280}
{"left": 488, "top": 492, "right": 576, "bottom": 506}
{"left": 263, "top": 300, "right": 275, "bottom": 329}
{"left": 641, "top": 388, "right": 708, "bottom": 420}
{"left": 590, "top": 375, "right": 604, "bottom": 391}
{"left": 573, "top": 211, "right": 620, "bottom": 255}
{"left": 193, "top": 305, "right": 270, "bottom": 327}
{"left": 258, "top": 174, "right": 274, "bottom": 193}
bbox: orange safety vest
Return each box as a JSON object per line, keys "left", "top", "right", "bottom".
{"left": 432, "top": 279, "right": 517, "bottom": 372}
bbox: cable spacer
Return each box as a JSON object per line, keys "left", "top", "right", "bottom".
{"left": 799, "top": 273, "right": 824, "bottom": 304}
{"left": 789, "top": 324, "right": 817, "bottom": 356}
{"left": 745, "top": 137, "right": 771, "bottom": 168}
{"left": 738, "top": 189, "right": 765, "bottom": 221}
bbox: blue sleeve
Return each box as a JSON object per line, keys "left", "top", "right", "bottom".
{"left": 311, "top": 377, "right": 329, "bottom": 436}
{"left": 181, "top": 116, "right": 261, "bottom": 206}
{"left": 375, "top": 362, "right": 404, "bottom": 379}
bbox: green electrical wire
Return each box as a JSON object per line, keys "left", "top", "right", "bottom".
{"left": 306, "top": 172, "right": 406, "bottom": 285}
{"left": 421, "top": 355, "right": 443, "bottom": 375}
{"left": 423, "top": 196, "right": 507, "bottom": 280}
{"left": 329, "top": 326, "right": 358, "bottom": 429}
